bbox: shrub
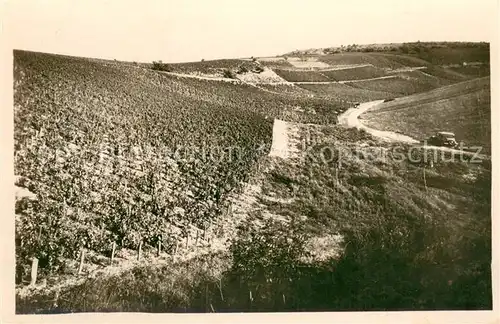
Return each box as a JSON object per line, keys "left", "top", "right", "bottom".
{"left": 222, "top": 69, "right": 236, "bottom": 79}
{"left": 151, "top": 60, "right": 172, "bottom": 72}
{"left": 237, "top": 65, "right": 249, "bottom": 74}
{"left": 253, "top": 66, "right": 264, "bottom": 73}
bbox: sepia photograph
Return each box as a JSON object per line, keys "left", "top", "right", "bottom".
{"left": 2, "top": 0, "right": 498, "bottom": 320}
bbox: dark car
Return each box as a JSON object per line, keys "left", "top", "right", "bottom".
{"left": 427, "top": 132, "right": 458, "bottom": 148}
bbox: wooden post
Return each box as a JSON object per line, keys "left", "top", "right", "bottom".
{"left": 195, "top": 229, "right": 199, "bottom": 247}
{"left": 110, "top": 242, "right": 116, "bottom": 265}
{"left": 283, "top": 293, "right": 286, "bottom": 305}
{"left": 218, "top": 278, "right": 224, "bottom": 301}
{"left": 423, "top": 166, "right": 428, "bottom": 193}
{"left": 30, "top": 257, "right": 38, "bottom": 286}
{"left": 203, "top": 223, "right": 207, "bottom": 241}
{"left": 137, "top": 241, "right": 143, "bottom": 261}
{"left": 185, "top": 233, "right": 189, "bottom": 249}
{"left": 78, "top": 249, "right": 85, "bottom": 275}
{"left": 173, "top": 240, "right": 179, "bottom": 262}
{"left": 157, "top": 240, "right": 162, "bottom": 257}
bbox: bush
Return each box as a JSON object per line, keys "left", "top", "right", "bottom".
{"left": 151, "top": 60, "right": 172, "bottom": 72}
{"left": 222, "top": 69, "right": 236, "bottom": 79}
{"left": 237, "top": 65, "right": 249, "bottom": 74}
{"left": 253, "top": 66, "right": 264, "bottom": 73}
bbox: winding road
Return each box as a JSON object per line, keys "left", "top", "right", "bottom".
{"left": 337, "top": 100, "right": 489, "bottom": 159}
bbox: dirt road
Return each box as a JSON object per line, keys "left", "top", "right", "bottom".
{"left": 269, "top": 119, "right": 300, "bottom": 159}
{"left": 338, "top": 100, "right": 420, "bottom": 143}
{"left": 338, "top": 101, "right": 489, "bottom": 159}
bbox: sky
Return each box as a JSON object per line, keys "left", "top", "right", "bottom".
{"left": 3, "top": 0, "right": 498, "bottom": 63}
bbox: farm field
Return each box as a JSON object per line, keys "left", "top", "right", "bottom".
{"left": 361, "top": 77, "right": 491, "bottom": 152}
{"left": 298, "top": 82, "right": 396, "bottom": 102}
{"left": 348, "top": 75, "right": 438, "bottom": 96}
{"left": 273, "top": 69, "right": 331, "bottom": 82}
{"left": 167, "top": 59, "right": 256, "bottom": 75}
{"left": 320, "top": 65, "right": 387, "bottom": 81}
{"left": 447, "top": 65, "right": 491, "bottom": 78}
{"left": 318, "top": 52, "right": 410, "bottom": 69}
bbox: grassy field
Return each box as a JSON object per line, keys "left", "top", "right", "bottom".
{"left": 361, "top": 77, "right": 491, "bottom": 152}
{"left": 448, "top": 65, "right": 491, "bottom": 78}
{"left": 412, "top": 46, "right": 490, "bottom": 65}
{"left": 349, "top": 75, "right": 438, "bottom": 96}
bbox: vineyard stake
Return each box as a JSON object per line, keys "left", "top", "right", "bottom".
{"left": 218, "top": 278, "right": 224, "bottom": 301}
{"left": 111, "top": 242, "right": 116, "bottom": 265}
{"left": 423, "top": 166, "right": 428, "bottom": 193}
{"left": 137, "top": 241, "right": 143, "bottom": 261}
{"left": 30, "top": 257, "right": 38, "bottom": 286}
{"left": 78, "top": 249, "right": 85, "bottom": 275}
{"left": 173, "top": 241, "right": 179, "bottom": 262}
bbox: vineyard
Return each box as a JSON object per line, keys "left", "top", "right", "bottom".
{"left": 168, "top": 59, "right": 259, "bottom": 75}
{"left": 272, "top": 69, "right": 331, "bottom": 82}
{"left": 348, "top": 75, "right": 438, "bottom": 96}
{"left": 320, "top": 66, "right": 387, "bottom": 81}
{"left": 297, "top": 83, "right": 395, "bottom": 102}
{"left": 13, "top": 50, "right": 345, "bottom": 283}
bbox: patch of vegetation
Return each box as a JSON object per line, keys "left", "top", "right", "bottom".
{"left": 362, "top": 77, "right": 491, "bottom": 152}
{"left": 273, "top": 69, "right": 330, "bottom": 82}
{"left": 14, "top": 50, "right": 346, "bottom": 282}
{"left": 17, "top": 127, "right": 491, "bottom": 312}
{"left": 222, "top": 69, "right": 236, "bottom": 79}
{"left": 298, "top": 83, "right": 395, "bottom": 102}
{"left": 151, "top": 60, "right": 172, "bottom": 72}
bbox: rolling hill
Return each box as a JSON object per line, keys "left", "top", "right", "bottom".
{"left": 14, "top": 50, "right": 346, "bottom": 285}
{"left": 361, "top": 77, "right": 491, "bottom": 152}
{"left": 14, "top": 42, "right": 492, "bottom": 313}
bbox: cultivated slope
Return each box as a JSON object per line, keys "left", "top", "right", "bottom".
{"left": 14, "top": 50, "right": 346, "bottom": 286}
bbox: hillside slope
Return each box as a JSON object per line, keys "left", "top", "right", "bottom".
{"left": 14, "top": 50, "right": 345, "bottom": 285}
{"left": 361, "top": 77, "right": 491, "bottom": 152}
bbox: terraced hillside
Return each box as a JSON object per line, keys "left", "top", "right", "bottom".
{"left": 14, "top": 50, "right": 345, "bottom": 282}
{"left": 361, "top": 77, "right": 491, "bottom": 152}
{"left": 298, "top": 83, "right": 395, "bottom": 102}
{"left": 262, "top": 49, "right": 488, "bottom": 99}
